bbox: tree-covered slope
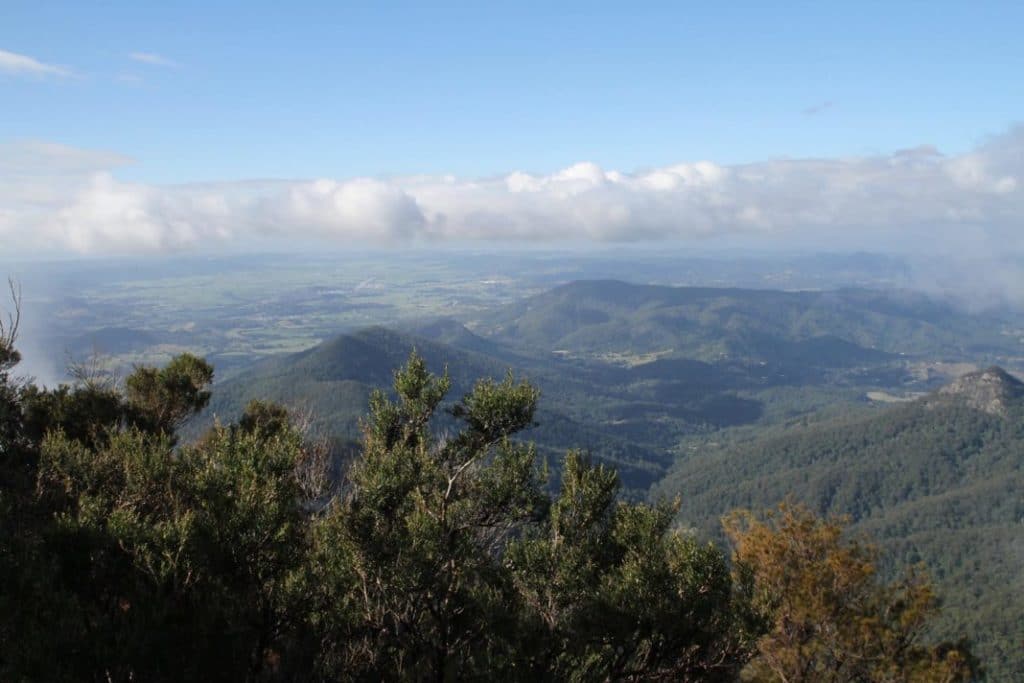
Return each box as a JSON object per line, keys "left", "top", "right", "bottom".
{"left": 201, "top": 326, "right": 692, "bottom": 493}
{"left": 474, "top": 279, "right": 1020, "bottom": 364}
{"left": 207, "top": 313, "right": 914, "bottom": 497}
{"left": 201, "top": 278, "right": 1024, "bottom": 505}
{"left": 204, "top": 326, "right": 517, "bottom": 436}
{"left": 653, "top": 367, "right": 1024, "bottom": 679}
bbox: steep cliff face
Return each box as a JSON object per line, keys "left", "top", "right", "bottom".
{"left": 936, "top": 366, "right": 1024, "bottom": 417}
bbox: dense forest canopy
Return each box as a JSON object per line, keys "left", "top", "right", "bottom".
{"left": 653, "top": 369, "right": 1024, "bottom": 677}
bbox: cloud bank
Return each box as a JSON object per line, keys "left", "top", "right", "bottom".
{"left": 1, "top": 128, "right": 1022, "bottom": 255}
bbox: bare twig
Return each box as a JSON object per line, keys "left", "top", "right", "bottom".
{"left": 0, "top": 278, "right": 22, "bottom": 372}
{"left": 0, "top": 278, "right": 21, "bottom": 349}
{"left": 66, "top": 346, "right": 120, "bottom": 391}
{"left": 289, "top": 403, "right": 334, "bottom": 502}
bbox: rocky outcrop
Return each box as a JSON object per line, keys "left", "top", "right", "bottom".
{"left": 935, "top": 366, "right": 1024, "bottom": 417}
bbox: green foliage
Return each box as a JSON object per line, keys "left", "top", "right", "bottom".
{"left": 33, "top": 420, "right": 313, "bottom": 680}
{"left": 309, "top": 352, "right": 548, "bottom": 679}
{"left": 20, "top": 383, "right": 125, "bottom": 449}
{"left": 0, "top": 344, "right": 984, "bottom": 681}
{"left": 17, "top": 353, "right": 214, "bottom": 453}
{"left": 125, "top": 352, "right": 214, "bottom": 435}
{"left": 507, "top": 451, "right": 748, "bottom": 680}
{"left": 237, "top": 399, "right": 292, "bottom": 440}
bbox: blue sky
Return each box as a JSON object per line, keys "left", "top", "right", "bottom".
{"left": 3, "top": 1, "right": 1022, "bottom": 184}
{"left": 1, "top": 1, "right": 1022, "bottom": 258}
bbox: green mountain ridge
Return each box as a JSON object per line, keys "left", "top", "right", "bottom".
{"left": 204, "top": 325, "right": 515, "bottom": 435}
{"left": 474, "top": 279, "right": 1019, "bottom": 364}
{"left": 654, "top": 369, "right": 1024, "bottom": 679}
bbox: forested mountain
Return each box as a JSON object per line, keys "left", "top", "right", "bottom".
{"left": 474, "top": 280, "right": 1021, "bottom": 364}
{"left": 201, "top": 326, "right": 680, "bottom": 493}
{"left": 202, "top": 281, "right": 1024, "bottom": 496}
{"left": 653, "top": 367, "right": 1024, "bottom": 678}
{"left": 203, "top": 323, "right": 784, "bottom": 494}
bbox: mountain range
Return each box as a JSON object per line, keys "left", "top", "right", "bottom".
{"left": 196, "top": 279, "right": 1023, "bottom": 676}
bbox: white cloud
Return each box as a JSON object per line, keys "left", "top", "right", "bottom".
{"left": 129, "top": 52, "right": 178, "bottom": 68}
{"left": 254, "top": 178, "right": 425, "bottom": 242}
{"left": 1, "top": 127, "right": 1023, "bottom": 256}
{"left": 0, "top": 48, "right": 71, "bottom": 77}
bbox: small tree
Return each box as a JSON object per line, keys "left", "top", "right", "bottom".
{"left": 125, "top": 353, "right": 214, "bottom": 436}
{"left": 311, "top": 351, "right": 547, "bottom": 680}
{"left": 723, "top": 503, "right": 978, "bottom": 683}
